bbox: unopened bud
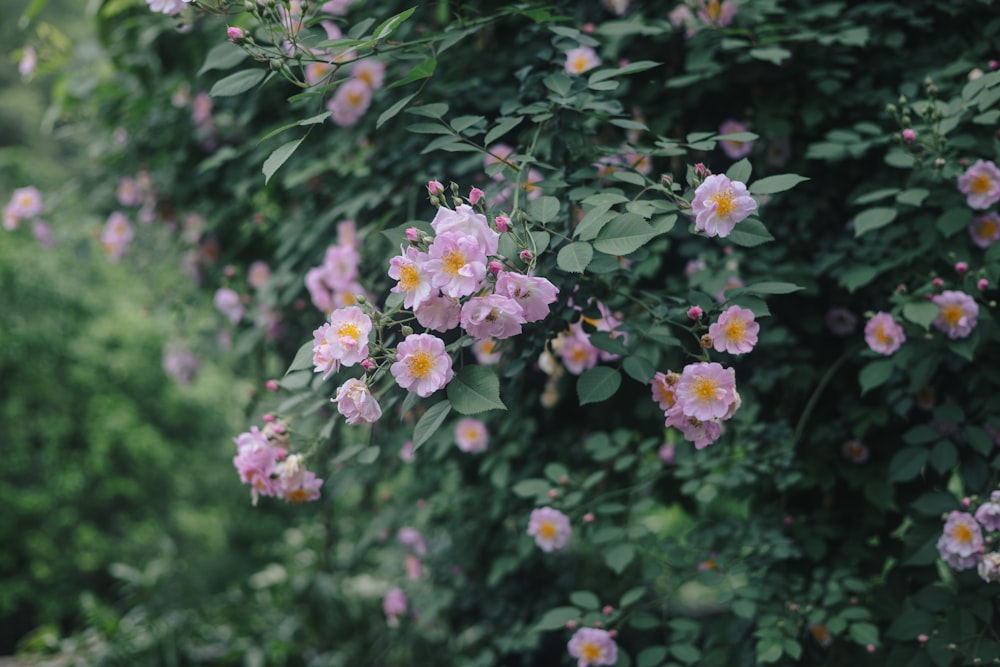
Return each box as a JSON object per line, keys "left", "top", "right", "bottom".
{"left": 602, "top": 605, "right": 613, "bottom": 615}
{"left": 227, "top": 26, "right": 248, "bottom": 44}
{"left": 361, "top": 359, "right": 376, "bottom": 371}
{"left": 583, "top": 513, "right": 595, "bottom": 523}
{"left": 487, "top": 260, "right": 503, "bottom": 275}
{"left": 495, "top": 215, "right": 510, "bottom": 233}
{"left": 427, "top": 180, "right": 444, "bottom": 196}
{"left": 265, "top": 380, "right": 279, "bottom": 392}
{"left": 933, "top": 277, "right": 944, "bottom": 287}
{"left": 700, "top": 334, "right": 713, "bottom": 349}
{"left": 687, "top": 305, "right": 703, "bottom": 320}
{"left": 405, "top": 227, "right": 420, "bottom": 242}
{"left": 902, "top": 128, "right": 916, "bottom": 143}
{"left": 262, "top": 413, "right": 276, "bottom": 422}
{"left": 519, "top": 250, "right": 533, "bottom": 263}
{"left": 469, "top": 187, "right": 485, "bottom": 205}
{"left": 978, "top": 278, "right": 989, "bottom": 291}
{"left": 955, "top": 261, "right": 969, "bottom": 274}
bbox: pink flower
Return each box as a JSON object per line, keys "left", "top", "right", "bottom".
{"left": 227, "top": 26, "right": 248, "bottom": 44}
{"left": 709, "top": 305, "right": 759, "bottom": 354}
{"left": 321, "top": 0, "right": 352, "bottom": 15}
{"left": 978, "top": 552, "right": 1000, "bottom": 583}
{"left": 414, "top": 293, "right": 462, "bottom": 332}
{"left": 974, "top": 491, "right": 1000, "bottom": 531}
{"left": 351, "top": 59, "right": 386, "bottom": 89}
{"left": 687, "top": 305, "right": 703, "bottom": 320}
{"left": 665, "top": 407, "right": 725, "bottom": 449}
{"left": 389, "top": 245, "right": 433, "bottom": 309}
{"left": 469, "top": 187, "right": 485, "bottom": 205}
{"left": 425, "top": 232, "right": 488, "bottom": 298}
{"left": 601, "top": 0, "right": 631, "bottom": 15}
{"left": 494, "top": 272, "right": 559, "bottom": 322}
{"left": 527, "top": 507, "right": 571, "bottom": 552}
{"left": 697, "top": 0, "right": 737, "bottom": 27}
{"left": 397, "top": 527, "right": 428, "bottom": 555}
{"left": 718, "top": 119, "right": 754, "bottom": 159}
{"left": 322, "top": 306, "right": 373, "bottom": 367}
{"left": 454, "top": 417, "right": 489, "bottom": 452}
{"left": 937, "top": 511, "right": 983, "bottom": 571}
{"left": 932, "top": 290, "right": 978, "bottom": 339}
{"left": 383, "top": 587, "right": 407, "bottom": 626}
{"left": 3, "top": 205, "right": 18, "bottom": 231}
{"left": 969, "top": 213, "right": 1000, "bottom": 248}
{"left": 101, "top": 212, "right": 135, "bottom": 262}
{"left": 958, "top": 159, "right": 1000, "bottom": 209}
{"left": 670, "top": 5, "right": 697, "bottom": 36}
{"left": 146, "top": 0, "right": 190, "bottom": 15}
{"left": 690, "top": 174, "right": 757, "bottom": 238}
{"left": 565, "top": 46, "right": 601, "bottom": 75}
{"left": 495, "top": 215, "right": 511, "bottom": 232}
{"left": 675, "top": 362, "right": 737, "bottom": 421}
{"left": 567, "top": 627, "right": 618, "bottom": 667}
{"left": 18, "top": 45, "right": 36, "bottom": 78}
{"left": 275, "top": 454, "right": 323, "bottom": 503}
{"left": 825, "top": 307, "right": 858, "bottom": 336}
{"left": 430, "top": 204, "right": 500, "bottom": 256}
{"left": 864, "top": 312, "right": 905, "bottom": 355}
{"left": 9, "top": 186, "right": 43, "bottom": 218}
{"left": 902, "top": 128, "right": 917, "bottom": 143}
{"left": 427, "top": 180, "right": 444, "bottom": 196}
{"left": 247, "top": 261, "right": 270, "bottom": 290}
{"left": 460, "top": 295, "right": 525, "bottom": 340}
{"left": 473, "top": 339, "right": 503, "bottom": 364}
{"left": 558, "top": 325, "right": 600, "bottom": 375}
{"left": 233, "top": 426, "right": 286, "bottom": 503}
{"left": 650, "top": 371, "right": 679, "bottom": 411}
{"left": 334, "top": 378, "right": 382, "bottom": 424}
{"left": 327, "top": 78, "right": 372, "bottom": 127}
{"left": 390, "top": 333, "right": 454, "bottom": 397}
{"left": 214, "top": 287, "right": 244, "bottom": 324}
{"left": 841, "top": 439, "right": 870, "bottom": 464}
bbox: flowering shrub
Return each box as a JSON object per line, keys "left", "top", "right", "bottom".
{"left": 11, "top": 0, "right": 1000, "bottom": 665}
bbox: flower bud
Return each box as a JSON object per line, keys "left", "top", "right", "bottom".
{"left": 265, "top": 379, "right": 279, "bottom": 392}
{"left": 955, "top": 261, "right": 969, "bottom": 274}
{"left": 469, "top": 187, "right": 485, "bottom": 205}
{"left": 495, "top": 215, "right": 511, "bottom": 233}
{"left": 933, "top": 277, "right": 944, "bottom": 287}
{"left": 700, "top": 334, "right": 713, "bottom": 349}
{"left": 487, "top": 260, "right": 502, "bottom": 275}
{"left": 902, "top": 128, "right": 916, "bottom": 143}
{"left": 427, "top": 180, "right": 444, "bottom": 196}
{"left": 361, "top": 359, "right": 376, "bottom": 371}
{"left": 583, "top": 513, "right": 595, "bottom": 523}
{"left": 687, "top": 305, "right": 703, "bottom": 320}
{"left": 227, "top": 26, "right": 248, "bottom": 44}
{"left": 405, "top": 227, "right": 420, "bottom": 242}
{"left": 401, "top": 325, "right": 414, "bottom": 336}
{"left": 978, "top": 278, "right": 988, "bottom": 291}
{"left": 519, "top": 250, "right": 533, "bottom": 263}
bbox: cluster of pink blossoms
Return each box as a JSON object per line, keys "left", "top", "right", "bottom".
{"left": 101, "top": 211, "right": 135, "bottom": 262}
{"left": 651, "top": 362, "right": 741, "bottom": 449}
{"left": 938, "top": 492, "right": 1000, "bottom": 582}
{"left": 306, "top": 220, "right": 366, "bottom": 314}
{"left": 232, "top": 423, "right": 323, "bottom": 505}
{"left": 3, "top": 186, "right": 52, "bottom": 246}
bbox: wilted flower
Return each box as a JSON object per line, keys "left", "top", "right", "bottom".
{"left": 825, "top": 307, "right": 857, "bottom": 336}
{"left": 841, "top": 439, "right": 869, "bottom": 464}
{"left": 334, "top": 378, "right": 382, "bottom": 424}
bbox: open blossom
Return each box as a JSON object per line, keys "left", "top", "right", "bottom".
{"left": 233, "top": 426, "right": 286, "bottom": 504}
{"left": 383, "top": 587, "right": 407, "bottom": 626}
{"left": 454, "top": 418, "right": 489, "bottom": 453}
{"left": 601, "top": 0, "right": 631, "bottom": 14}
{"left": 864, "top": 311, "right": 905, "bottom": 355}
{"left": 969, "top": 213, "right": 1000, "bottom": 248}
{"left": 527, "top": 507, "right": 571, "bottom": 552}
{"left": 565, "top": 46, "right": 601, "bottom": 75}
{"left": 214, "top": 287, "right": 244, "bottom": 324}
{"left": 567, "top": 627, "right": 618, "bottom": 667}
{"left": 390, "top": 333, "right": 454, "bottom": 397}
{"left": 431, "top": 205, "right": 500, "bottom": 256}
{"left": 841, "top": 439, "right": 870, "bottom": 464}
{"left": 328, "top": 78, "right": 372, "bottom": 127}
{"left": 247, "top": 261, "right": 270, "bottom": 290}
{"left": 665, "top": 407, "right": 725, "bottom": 449}
{"left": 414, "top": 293, "right": 462, "bottom": 332}
{"left": 351, "top": 59, "right": 386, "bottom": 89}
{"left": 709, "top": 305, "right": 759, "bottom": 354}
{"left": 101, "top": 211, "right": 134, "bottom": 262}
{"left": 718, "top": 119, "right": 754, "bottom": 159}
{"left": 460, "top": 295, "right": 525, "bottom": 340}
{"left": 334, "top": 378, "right": 382, "bottom": 424}
{"left": 146, "top": 0, "right": 191, "bottom": 15}
{"left": 275, "top": 454, "right": 323, "bottom": 503}
{"left": 697, "top": 0, "right": 737, "bottom": 27}
{"left": 558, "top": 324, "right": 600, "bottom": 375}
{"left": 978, "top": 552, "right": 1000, "bottom": 583}
{"left": 389, "top": 246, "right": 433, "bottom": 309}
{"left": 473, "top": 339, "right": 503, "bottom": 364}
{"left": 975, "top": 491, "right": 1000, "bottom": 531}
{"left": 932, "top": 290, "right": 978, "bottom": 339}
{"left": 651, "top": 371, "right": 679, "bottom": 411}
{"left": 958, "top": 159, "right": 1000, "bottom": 209}
{"left": 675, "top": 362, "right": 737, "bottom": 421}
{"left": 690, "top": 174, "right": 757, "bottom": 238}
{"left": 937, "top": 511, "right": 983, "bottom": 571}
{"left": 494, "top": 272, "right": 559, "bottom": 322}
{"left": 8, "top": 186, "right": 43, "bottom": 218}
{"left": 425, "top": 232, "right": 488, "bottom": 298}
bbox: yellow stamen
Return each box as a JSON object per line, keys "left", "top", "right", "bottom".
{"left": 723, "top": 318, "right": 747, "bottom": 342}
{"left": 337, "top": 322, "right": 360, "bottom": 342}
{"left": 538, "top": 521, "right": 557, "bottom": 540}
{"left": 874, "top": 324, "right": 892, "bottom": 346}
{"left": 346, "top": 91, "right": 363, "bottom": 106}
{"left": 580, "top": 643, "right": 602, "bottom": 662}
{"left": 970, "top": 174, "right": 993, "bottom": 195}
{"left": 407, "top": 350, "right": 433, "bottom": 379}
{"left": 287, "top": 488, "right": 310, "bottom": 503}
{"left": 941, "top": 304, "right": 964, "bottom": 328}
{"left": 442, "top": 249, "right": 466, "bottom": 276}
{"left": 710, "top": 189, "right": 736, "bottom": 218}
{"left": 399, "top": 264, "right": 420, "bottom": 291}
{"left": 692, "top": 376, "right": 719, "bottom": 403}
{"left": 953, "top": 523, "right": 973, "bottom": 543}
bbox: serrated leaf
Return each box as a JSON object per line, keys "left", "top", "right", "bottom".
{"left": 853, "top": 206, "right": 897, "bottom": 237}
{"left": 376, "top": 93, "right": 416, "bottom": 129}
{"left": 748, "top": 174, "right": 809, "bottom": 195}
{"left": 577, "top": 367, "right": 622, "bottom": 405}
{"left": 263, "top": 137, "right": 304, "bottom": 185}
{"left": 593, "top": 215, "right": 655, "bottom": 255}
{"left": 529, "top": 196, "right": 561, "bottom": 224}
{"left": 557, "top": 242, "right": 593, "bottom": 273}
{"left": 210, "top": 68, "right": 267, "bottom": 97}
{"left": 447, "top": 366, "right": 506, "bottom": 414}
{"left": 727, "top": 218, "right": 774, "bottom": 246}
{"left": 412, "top": 401, "right": 451, "bottom": 450}
{"left": 603, "top": 543, "right": 635, "bottom": 574}
{"left": 859, "top": 359, "right": 894, "bottom": 395}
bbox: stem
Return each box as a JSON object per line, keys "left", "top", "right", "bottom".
{"left": 791, "top": 343, "right": 862, "bottom": 448}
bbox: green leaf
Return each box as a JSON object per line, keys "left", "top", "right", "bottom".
{"left": 623, "top": 356, "right": 655, "bottom": 384}
{"left": 512, "top": 479, "right": 550, "bottom": 498}
{"left": 840, "top": 266, "right": 878, "bottom": 292}
{"left": 853, "top": 187, "right": 900, "bottom": 205}
{"left": 903, "top": 301, "right": 938, "bottom": 330}
{"left": 886, "top": 609, "right": 935, "bottom": 640}
{"left": 911, "top": 491, "right": 959, "bottom": 516}
{"left": 388, "top": 58, "right": 437, "bottom": 90}
{"left": 376, "top": 93, "right": 417, "bottom": 129}
{"left": 593, "top": 215, "right": 655, "bottom": 256}
{"left": 603, "top": 543, "right": 635, "bottom": 574}
{"left": 749, "top": 47, "right": 791, "bottom": 65}
{"left": 533, "top": 607, "right": 580, "bottom": 632}
{"left": 727, "top": 218, "right": 774, "bottom": 247}
{"left": 670, "top": 644, "right": 701, "bottom": 664}
{"left": 756, "top": 640, "right": 783, "bottom": 663}
{"left": 849, "top": 622, "right": 880, "bottom": 646}
{"left": 589, "top": 332, "right": 629, "bottom": 356}
{"left": 198, "top": 42, "right": 247, "bottom": 76}
{"left": 896, "top": 188, "right": 929, "bottom": 207}
{"left": 859, "top": 359, "right": 894, "bottom": 395}
{"left": 636, "top": 647, "right": 667, "bottom": 667}
{"left": 569, "top": 591, "right": 600, "bottom": 610}
{"left": 575, "top": 209, "right": 617, "bottom": 241}
{"left": 888, "top": 448, "right": 928, "bottom": 482}
{"left": 853, "top": 207, "right": 897, "bottom": 237}
{"left": 450, "top": 115, "right": 485, "bottom": 133}
{"left": 936, "top": 208, "right": 972, "bottom": 237}
{"left": 209, "top": 68, "right": 267, "bottom": 97}
{"left": 587, "top": 59, "right": 661, "bottom": 84}
{"left": 726, "top": 158, "right": 752, "bottom": 183}
{"left": 373, "top": 6, "right": 416, "bottom": 40}
{"left": 619, "top": 587, "right": 645, "bottom": 608}
{"left": 557, "top": 242, "right": 593, "bottom": 273}
{"left": 737, "top": 281, "right": 804, "bottom": 295}
{"left": 929, "top": 440, "right": 957, "bottom": 474}
{"left": 732, "top": 599, "right": 757, "bottom": 619}
{"left": 529, "top": 196, "right": 561, "bottom": 224}
{"left": 263, "top": 137, "right": 304, "bottom": 185}
{"left": 412, "top": 401, "right": 451, "bottom": 450}
{"left": 447, "top": 366, "right": 506, "bottom": 414}
{"left": 286, "top": 339, "right": 316, "bottom": 373}
{"left": 356, "top": 446, "right": 380, "bottom": 464}
{"left": 577, "top": 367, "right": 622, "bottom": 406}
{"left": 748, "top": 174, "right": 809, "bottom": 195}
{"left": 484, "top": 116, "right": 524, "bottom": 146}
